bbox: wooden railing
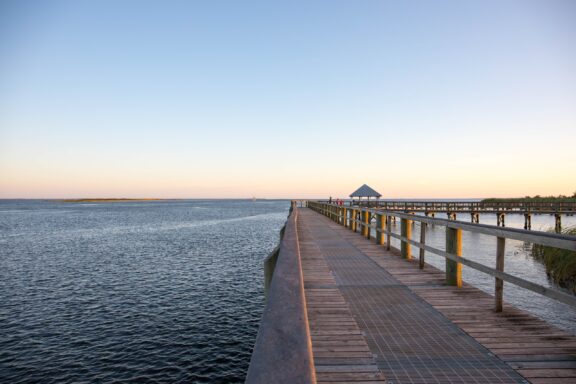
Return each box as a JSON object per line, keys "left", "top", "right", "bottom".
{"left": 331, "top": 200, "right": 576, "bottom": 213}
{"left": 308, "top": 201, "right": 576, "bottom": 312}
{"left": 246, "top": 202, "right": 315, "bottom": 384}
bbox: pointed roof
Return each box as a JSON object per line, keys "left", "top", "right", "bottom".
{"left": 349, "top": 184, "right": 381, "bottom": 198}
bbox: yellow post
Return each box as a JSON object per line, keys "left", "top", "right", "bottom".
{"left": 362, "top": 210, "right": 370, "bottom": 238}
{"left": 376, "top": 214, "right": 385, "bottom": 245}
{"left": 343, "top": 208, "right": 348, "bottom": 227}
{"left": 446, "top": 227, "right": 462, "bottom": 287}
{"left": 401, "top": 218, "right": 412, "bottom": 260}
{"left": 351, "top": 209, "right": 357, "bottom": 232}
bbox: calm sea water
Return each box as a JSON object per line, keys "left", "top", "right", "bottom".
{"left": 0, "top": 199, "right": 290, "bottom": 384}
{"left": 385, "top": 212, "right": 576, "bottom": 334}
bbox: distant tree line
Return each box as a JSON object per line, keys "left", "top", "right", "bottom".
{"left": 482, "top": 192, "right": 576, "bottom": 203}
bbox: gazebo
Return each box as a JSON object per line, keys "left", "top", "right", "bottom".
{"left": 349, "top": 184, "right": 381, "bottom": 206}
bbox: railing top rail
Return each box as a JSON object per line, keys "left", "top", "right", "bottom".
{"left": 246, "top": 206, "right": 315, "bottom": 384}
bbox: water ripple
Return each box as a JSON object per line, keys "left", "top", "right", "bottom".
{"left": 0, "top": 199, "right": 289, "bottom": 383}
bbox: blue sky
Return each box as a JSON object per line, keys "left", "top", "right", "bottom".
{"left": 1, "top": 0, "right": 575, "bottom": 198}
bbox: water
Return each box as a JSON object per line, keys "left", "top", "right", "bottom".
{"left": 384, "top": 212, "right": 576, "bottom": 334}
{"left": 0, "top": 199, "right": 290, "bottom": 383}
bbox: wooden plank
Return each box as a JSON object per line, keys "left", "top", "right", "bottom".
{"left": 315, "top": 365, "right": 380, "bottom": 373}
{"left": 508, "top": 361, "right": 576, "bottom": 369}
{"left": 529, "top": 379, "right": 576, "bottom": 384}
{"left": 500, "top": 355, "right": 576, "bottom": 362}
{"left": 517, "top": 369, "right": 576, "bottom": 378}
{"left": 299, "top": 217, "right": 387, "bottom": 384}
{"left": 315, "top": 372, "right": 386, "bottom": 381}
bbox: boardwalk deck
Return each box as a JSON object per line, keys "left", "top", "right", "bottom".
{"left": 298, "top": 207, "right": 576, "bottom": 384}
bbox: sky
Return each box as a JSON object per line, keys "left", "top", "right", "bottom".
{"left": 1, "top": 0, "right": 575, "bottom": 199}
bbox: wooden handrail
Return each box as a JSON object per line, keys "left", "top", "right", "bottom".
{"left": 246, "top": 202, "right": 315, "bottom": 384}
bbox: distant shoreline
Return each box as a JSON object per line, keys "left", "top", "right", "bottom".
{"left": 62, "top": 198, "right": 164, "bottom": 203}
{"left": 482, "top": 197, "right": 576, "bottom": 203}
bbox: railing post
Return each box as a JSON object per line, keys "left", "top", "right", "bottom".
{"left": 351, "top": 209, "right": 357, "bottom": 232}
{"left": 555, "top": 214, "right": 562, "bottom": 233}
{"left": 376, "top": 213, "right": 385, "bottom": 245}
{"left": 497, "top": 212, "right": 505, "bottom": 227}
{"left": 347, "top": 208, "right": 352, "bottom": 229}
{"left": 445, "top": 227, "right": 462, "bottom": 287}
{"left": 419, "top": 222, "right": 426, "bottom": 269}
{"left": 495, "top": 237, "right": 505, "bottom": 312}
{"left": 343, "top": 207, "right": 348, "bottom": 227}
{"left": 401, "top": 218, "right": 412, "bottom": 260}
{"left": 363, "top": 210, "right": 370, "bottom": 239}
{"left": 524, "top": 213, "right": 531, "bottom": 230}
{"left": 386, "top": 216, "right": 391, "bottom": 251}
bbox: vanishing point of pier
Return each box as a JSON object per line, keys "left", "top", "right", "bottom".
{"left": 247, "top": 194, "right": 576, "bottom": 383}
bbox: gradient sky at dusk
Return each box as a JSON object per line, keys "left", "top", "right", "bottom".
{"left": 1, "top": 0, "right": 575, "bottom": 198}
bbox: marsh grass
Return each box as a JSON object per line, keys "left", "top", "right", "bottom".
{"left": 482, "top": 193, "right": 576, "bottom": 203}
{"left": 532, "top": 226, "right": 576, "bottom": 294}
{"left": 482, "top": 197, "right": 576, "bottom": 203}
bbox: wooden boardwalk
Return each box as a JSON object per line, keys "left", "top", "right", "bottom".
{"left": 298, "top": 208, "right": 576, "bottom": 384}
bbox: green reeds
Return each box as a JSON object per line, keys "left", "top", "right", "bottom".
{"left": 532, "top": 226, "right": 576, "bottom": 294}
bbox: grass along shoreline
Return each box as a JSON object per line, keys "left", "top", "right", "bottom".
{"left": 532, "top": 226, "right": 576, "bottom": 294}
{"left": 482, "top": 193, "right": 576, "bottom": 203}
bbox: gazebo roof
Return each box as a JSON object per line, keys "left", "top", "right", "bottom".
{"left": 349, "top": 184, "right": 382, "bottom": 198}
